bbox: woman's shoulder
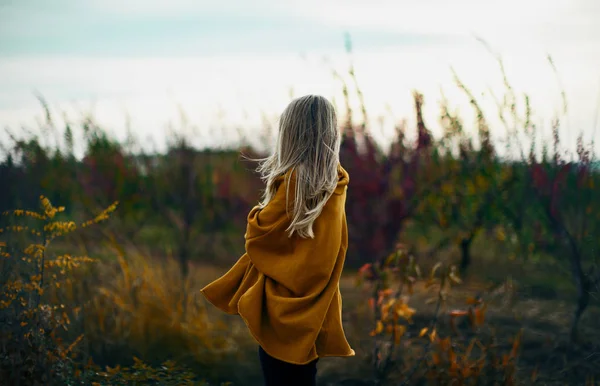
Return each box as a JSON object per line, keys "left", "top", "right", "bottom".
{"left": 272, "top": 168, "right": 296, "bottom": 190}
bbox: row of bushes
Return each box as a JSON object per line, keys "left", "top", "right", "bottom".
{"left": 3, "top": 58, "right": 597, "bottom": 325}
{"left": 4, "top": 196, "right": 598, "bottom": 384}
{"left": 3, "top": 197, "right": 598, "bottom": 385}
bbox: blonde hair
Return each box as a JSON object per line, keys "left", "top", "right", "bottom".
{"left": 256, "top": 94, "right": 341, "bottom": 238}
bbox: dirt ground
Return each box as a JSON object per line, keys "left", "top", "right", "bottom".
{"left": 197, "top": 264, "right": 600, "bottom": 386}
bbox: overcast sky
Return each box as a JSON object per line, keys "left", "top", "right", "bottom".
{"left": 1, "top": 0, "right": 599, "bottom": 154}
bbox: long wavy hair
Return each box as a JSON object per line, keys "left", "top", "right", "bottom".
{"left": 256, "top": 94, "right": 341, "bottom": 238}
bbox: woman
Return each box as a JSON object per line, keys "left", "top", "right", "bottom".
{"left": 201, "top": 94, "right": 355, "bottom": 386}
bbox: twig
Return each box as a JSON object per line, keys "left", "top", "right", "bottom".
{"left": 399, "top": 279, "right": 445, "bottom": 385}
{"left": 378, "top": 279, "right": 406, "bottom": 378}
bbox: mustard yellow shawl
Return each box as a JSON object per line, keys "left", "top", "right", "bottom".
{"left": 201, "top": 166, "right": 355, "bottom": 364}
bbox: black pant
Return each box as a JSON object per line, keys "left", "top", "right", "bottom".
{"left": 258, "top": 346, "right": 318, "bottom": 386}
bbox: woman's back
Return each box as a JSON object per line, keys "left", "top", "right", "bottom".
{"left": 201, "top": 95, "right": 354, "bottom": 385}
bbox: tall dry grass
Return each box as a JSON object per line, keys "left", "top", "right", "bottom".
{"left": 66, "top": 248, "right": 257, "bottom": 382}
{"left": 0, "top": 196, "right": 238, "bottom": 385}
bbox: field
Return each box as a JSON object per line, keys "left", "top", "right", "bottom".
{"left": 198, "top": 259, "right": 600, "bottom": 385}
{"left": 12, "top": 238, "right": 594, "bottom": 385}
{"left": 1, "top": 60, "right": 600, "bottom": 385}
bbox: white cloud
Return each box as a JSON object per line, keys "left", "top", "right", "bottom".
{"left": 86, "top": 0, "right": 288, "bottom": 18}
{"left": 287, "top": 0, "right": 596, "bottom": 47}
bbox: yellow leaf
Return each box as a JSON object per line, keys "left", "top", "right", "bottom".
{"left": 380, "top": 288, "right": 394, "bottom": 297}
{"left": 419, "top": 327, "right": 428, "bottom": 337}
{"left": 370, "top": 320, "right": 384, "bottom": 336}
{"left": 395, "top": 303, "right": 416, "bottom": 320}
{"left": 394, "top": 325, "right": 406, "bottom": 344}
{"left": 429, "top": 328, "right": 437, "bottom": 342}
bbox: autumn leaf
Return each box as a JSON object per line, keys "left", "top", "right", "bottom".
{"left": 474, "top": 304, "right": 487, "bottom": 326}
{"left": 385, "top": 323, "right": 394, "bottom": 334}
{"left": 449, "top": 309, "right": 469, "bottom": 317}
{"left": 429, "top": 328, "right": 437, "bottom": 342}
{"left": 419, "top": 327, "right": 429, "bottom": 337}
{"left": 370, "top": 320, "right": 384, "bottom": 336}
{"left": 395, "top": 302, "right": 416, "bottom": 320}
{"left": 379, "top": 288, "right": 394, "bottom": 297}
{"left": 385, "top": 298, "right": 396, "bottom": 308}
{"left": 358, "top": 263, "right": 372, "bottom": 276}
{"left": 394, "top": 325, "right": 406, "bottom": 344}
{"left": 461, "top": 367, "right": 472, "bottom": 378}
{"left": 439, "top": 337, "right": 451, "bottom": 351}
{"left": 448, "top": 348, "right": 457, "bottom": 369}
